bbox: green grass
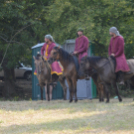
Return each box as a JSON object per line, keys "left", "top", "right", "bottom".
{"left": 0, "top": 99, "right": 134, "bottom": 134}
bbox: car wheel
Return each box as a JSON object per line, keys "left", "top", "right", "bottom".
{"left": 25, "top": 72, "right": 32, "bottom": 81}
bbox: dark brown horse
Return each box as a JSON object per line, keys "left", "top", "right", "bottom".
{"left": 79, "top": 56, "right": 134, "bottom": 103}
{"left": 78, "top": 58, "right": 105, "bottom": 102}
{"left": 48, "top": 46, "right": 82, "bottom": 103}
{"left": 33, "top": 54, "right": 67, "bottom": 101}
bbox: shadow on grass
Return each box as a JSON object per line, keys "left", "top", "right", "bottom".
{"left": 0, "top": 114, "right": 102, "bottom": 133}
{"left": 1, "top": 110, "right": 134, "bottom": 134}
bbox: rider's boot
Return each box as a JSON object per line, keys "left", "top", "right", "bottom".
{"left": 118, "top": 71, "right": 125, "bottom": 85}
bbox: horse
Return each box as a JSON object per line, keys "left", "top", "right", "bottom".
{"left": 78, "top": 56, "right": 134, "bottom": 103}
{"left": 48, "top": 46, "right": 83, "bottom": 103}
{"left": 79, "top": 58, "right": 105, "bottom": 102}
{"left": 33, "top": 54, "right": 67, "bottom": 101}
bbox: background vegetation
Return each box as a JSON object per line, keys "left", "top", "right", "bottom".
{"left": 0, "top": 0, "right": 134, "bottom": 97}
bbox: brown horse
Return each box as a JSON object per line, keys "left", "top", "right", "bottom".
{"left": 79, "top": 56, "right": 134, "bottom": 103}
{"left": 78, "top": 58, "right": 105, "bottom": 102}
{"left": 33, "top": 54, "right": 67, "bottom": 101}
{"left": 48, "top": 46, "right": 82, "bottom": 103}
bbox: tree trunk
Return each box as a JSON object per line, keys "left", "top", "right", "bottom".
{"left": 2, "top": 67, "right": 17, "bottom": 98}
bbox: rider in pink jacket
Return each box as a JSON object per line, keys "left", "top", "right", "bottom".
{"left": 73, "top": 28, "right": 89, "bottom": 62}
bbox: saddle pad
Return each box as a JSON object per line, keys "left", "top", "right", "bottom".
{"left": 73, "top": 56, "right": 79, "bottom": 73}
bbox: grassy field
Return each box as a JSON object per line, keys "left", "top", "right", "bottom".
{"left": 0, "top": 99, "right": 134, "bottom": 134}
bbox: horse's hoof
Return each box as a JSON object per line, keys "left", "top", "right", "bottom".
{"left": 106, "top": 101, "right": 109, "bottom": 103}
{"left": 69, "top": 99, "right": 73, "bottom": 103}
{"left": 75, "top": 99, "right": 78, "bottom": 103}
{"left": 119, "top": 98, "right": 122, "bottom": 102}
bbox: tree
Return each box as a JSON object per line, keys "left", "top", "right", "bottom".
{"left": 46, "top": 0, "right": 134, "bottom": 57}
{"left": 0, "top": 0, "right": 52, "bottom": 97}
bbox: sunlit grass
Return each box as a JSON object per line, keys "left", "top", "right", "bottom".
{"left": 0, "top": 99, "right": 134, "bottom": 134}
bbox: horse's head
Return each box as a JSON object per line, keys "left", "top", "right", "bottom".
{"left": 78, "top": 56, "right": 91, "bottom": 77}
{"left": 33, "top": 54, "right": 43, "bottom": 75}
{"left": 48, "top": 46, "right": 60, "bottom": 64}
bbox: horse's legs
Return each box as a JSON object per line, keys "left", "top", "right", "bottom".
{"left": 66, "top": 78, "right": 73, "bottom": 103}
{"left": 129, "top": 76, "right": 134, "bottom": 101}
{"left": 113, "top": 83, "right": 122, "bottom": 102}
{"left": 96, "top": 84, "right": 101, "bottom": 102}
{"left": 47, "top": 84, "right": 50, "bottom": 101}
{"left": 45, "top": 85, "right": 48, "bottom": 101}
{"left": 59, "top": 76, "right": 67, "bottom": 100}
{"left": 100, "top": 84, "right": 105, "bottom": 102}
{"left": 49, "top": 85, "right": 53, "bottom": 100}
{"left": 104, "top": 84, "right": 110, "bottom": 103}
{"left": 40, "top": 86, "right": 43, "bottom": 100}
{"left": 101, "top": 85, "right": 105, "bottom": 102}
{"left": 72, "top": 78, "right": 77, "bottom": 102}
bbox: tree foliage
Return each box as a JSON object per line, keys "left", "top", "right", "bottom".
{"left": 0, "top": 0, "right": 53, "bottom": 96}
{"left": 0, "top": 0, "right": 134, "bottom": 97}
{"left": 46, "top": 0, "right": 134, "bottom": 57}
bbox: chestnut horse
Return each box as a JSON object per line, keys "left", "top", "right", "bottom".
{"left": 48, "top": 46, "right": 82, "bottom": 103}
{"left": 33, "top": 54, "right": 67, "bottom": 101}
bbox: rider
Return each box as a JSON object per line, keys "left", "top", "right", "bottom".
{"left": 73, "top": 28, "right": 89, "bottom": 62}
{"left": 41, "top": 34, "right": 63, "bottom": 78}
{"left": 108, "top": 27, "right": 130, "bottom": 85}
{"left": 34, "top": 34, "right": 63, "bottom": 80}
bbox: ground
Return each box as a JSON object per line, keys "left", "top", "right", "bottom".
{"left": 0, "top": 99, "right": 134, "bottom": 134}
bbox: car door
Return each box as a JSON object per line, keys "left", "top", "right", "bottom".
{"left": 15, "top": 63, "right": 25, "bottom": 77}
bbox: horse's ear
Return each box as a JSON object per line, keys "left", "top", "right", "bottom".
{"left": 33, "top": 56, "right": 35, "bottom": 60}
{"left": 57, "top": 46, "right": 61, "bottom": 49}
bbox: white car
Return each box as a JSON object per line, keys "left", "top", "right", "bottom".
{"left": 0, "top": 62, "right": 32, "bottom": 81}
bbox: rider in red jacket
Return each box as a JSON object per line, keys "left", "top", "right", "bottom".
{"left": 108, "top": 27, "right": 130, "bottom": 85}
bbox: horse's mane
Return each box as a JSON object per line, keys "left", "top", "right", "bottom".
{"left": 54, "top": 47, "right": 73, "bottom": 62}
{"left": 88, "top": 56, "right": 107, "bottom": 62}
